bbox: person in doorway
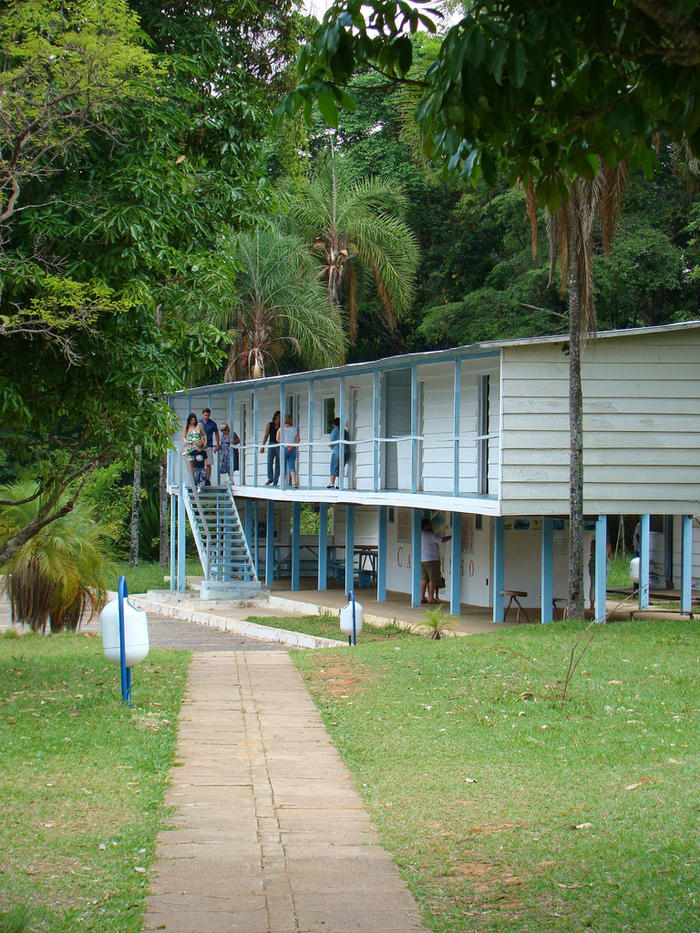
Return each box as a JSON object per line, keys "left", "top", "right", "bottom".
{"left": 182, "top": 413, "right": 206, "bottom": 483}
{"left": 328, "top": 417, "right": 341, "bottom": 488}
{"left": 260, "top": 410, "right": 281, "bottom": 486}
{"left": 277, "top": 413, "right": 300, "bottom": 488}
{"left": 199, "top": 408, "right": 220, "bottom": 485}
{"left": 420, "top": 518, "right": 451, "bottom": 604}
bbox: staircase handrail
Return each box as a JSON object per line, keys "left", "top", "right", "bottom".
{"left": 179, "top": 455, "right": 211, "bottom": 578}
{"left": 225, "top": 481, "right": 259, "bottom": 583}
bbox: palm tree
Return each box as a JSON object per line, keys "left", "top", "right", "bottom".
{"left": 528, "top": 163, "right": 627, "bottom": 618}
{"left": 218, "top": 228, "right": 346, "bottom": 381}
{"left": 1, "top": 478, "right": 113, "bottom": 632}
{"left": 281, "top": 153, "right": 420, "bottom": 343}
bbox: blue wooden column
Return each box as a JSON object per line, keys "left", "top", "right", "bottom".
{"left": 639, "top": 513, "right": 650, "bottom": 610}
{"left": 540, "top": 516, "right": 553, "bottom": 623}
{"left": 279, "top": 385, "right": 286, "bottom": 489}
{"left": 253, "top": 388, "right": 259, "bottom": 486}
{"left": 450, "top": 512, "right": 462, "bottom": 616}
{"left": 244, "top": 500, "right": 253, "bottom": 581}
{"left": 664, "top": 516, "right": 674, "bottom": 588}
{"left": 344, "top": 504, "right": 355, "bottom": 595}
{"left": 377, "top": 506, "right": 388, "bottom": 602}
{"left": 291, "top": 502, "right": 301, "bottom": 591}
{"left": 410, "top": 365, "right": 418, "bottom": 493}
{"left": 177, "top": 487, "right": 186, "bottom": 593}
{"left": 169, "top": 493, "right": 177, "bottom": 591}
{"left": 411, "top": 509, "right": 422, "bottom": 608}
{"left": 253, "top": 501, "right": 259, "bottom": 577}
{"left": 493, "top": 516, "right": 505, "bottom": 622}
{"left": 265, "top": 500, "right": 275, "bottom": 586}
{"left": 594, "top": 514, "right": 608, "bottom": 622}
{"left": 318, "top": 503, "right": 328, "bottom": 591}
{"left": 307, "top": 389, "right": 314, "bottom": 488}
{"left": 373, "top": 371, "right": 380, "bottom": 492}
{"left": 681, "top": 515, "right": 693, "bottom": 614}
{"left": 453, "top": 359, "right": 461, "bottom": 496}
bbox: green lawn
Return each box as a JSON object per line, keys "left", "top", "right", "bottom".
{"left": 293, "top": 618, "right": 699, "bottom": 933}
{"left": 0, "top": 631, "right": 189, "bottom": 933}
{"left": 112, "top": 558, "right": 202, "bottom": 595}
{"left": 246, "top": 613, "right": 417, "bottom": 642}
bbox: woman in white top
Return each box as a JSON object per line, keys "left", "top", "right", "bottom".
{"left": 277, "top": 413, "right": 300, "bottom": 487}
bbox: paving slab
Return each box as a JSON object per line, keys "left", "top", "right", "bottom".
{"left": 142, "top": 651, "right": 429, "bottom": 933}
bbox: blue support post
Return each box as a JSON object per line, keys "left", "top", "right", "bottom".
{"left": 540, "top": 516, "right": 553, "bottom": 623}
{"left": 373, "top": 371, "right": 380, "bottom": 492}
{"left": 169, "top": 493, "right": 176, "bottom": 592}
{"left": 308, "top": 390, "right": 314, "bottom": 488}
{"left": 117, "top": 575, "right": 130, "bottom": 705}
{"left": 410, "top": 365, "right": 418, "bottom": 493}
{"left": 453, "top": 359, "right": 461, "bottom": 497}
{"left": 377, "top": 506, "right": 388, "bottom": 602}
{"left": 338, "top": 377, "right": 346, "bottom": 491}
{"left": 318, "top": 503, "right": 328, "bottom": 591}
{"left": 265, "top": 500, "right": 275, "bottom": 586}
{"left": 493, "top": 516, "right": 505, "bottom": 622}
{"left": 279, "top": 386, "right": 286, "bottom": 489}
{"left": 639, "top": 513, "right": 650, "bottom": 610}
{"left": 253, "top": 501, "right": 259, "bottom": 578}
{"left": 253, "top": 387, "right": 259, "bottom": 486}
{"left": 344, "top": 504, "right": 355, "bottom": 595}
{"left": 291, "top": 502, "right": 301, "bottom": 591}
{"left": 411, "top": 509, "right": 422, "bottom": 608}
{"left": 245, "top": 500, "right": 253, "bottom": 581}
{"left": 594, "top": 514, "right": 607, "bottom": 623}
{"left": 450, "top": 512, "right": 462, "bottom": 616}
{"left": 177, "top": 485, "right": 186, "bottom": 594}
{"left": 664, "top": 516, "right": 674, "bottom": 588}
{"left": 681, "top": 515, "right": 693, "bottom": 614}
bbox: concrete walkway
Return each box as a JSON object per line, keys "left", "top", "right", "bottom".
{"left": 142, "top": 650, "right": 428, "bottom": 933}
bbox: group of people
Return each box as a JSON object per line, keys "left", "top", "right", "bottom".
{"left": 183, "top": 408, "right": 353, "bottom": 491}
{"left": 260, "top": 411, "right": 301, "bottom": 488}
{"left": 182, "top": 408, "right": 239, "bottom": 492}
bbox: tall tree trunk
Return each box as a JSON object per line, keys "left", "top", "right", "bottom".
{"left": 567, "top": 209, "right": 585, "bottom": 619}
{"left": 129, "top": 445, "right": 141, "bottom": 568}
{"left": 159, "top": 457, "right": 168, "bottom": 571}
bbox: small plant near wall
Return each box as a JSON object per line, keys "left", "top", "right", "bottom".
{"left": 419, "top": 604, "right": 458, "bottom": 640}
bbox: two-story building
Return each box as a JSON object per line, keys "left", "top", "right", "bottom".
{"left": 167, "top": 321, "right": 700, "bottom": 622}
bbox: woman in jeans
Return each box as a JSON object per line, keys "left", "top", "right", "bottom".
{"left": 277, "top": 413, "right": 300, "bottom": 488}
{"left": 260, "top": 410, "right": 280, "bottom": 485}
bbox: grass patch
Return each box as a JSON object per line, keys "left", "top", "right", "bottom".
{"left": 0, "top": 630, "right": 189, "bottom": 932}
{"left": 111, "top": 559, "right": 202, "bottom": 595}
{"left": 292, "top": 618, "right": 698, "bottom": 933}
{"left": 246, "top": 613, "right": 416, "bottom": 642}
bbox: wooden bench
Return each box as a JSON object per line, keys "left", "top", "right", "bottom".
{"left": 501, "top": 589, "right": 530, "bottom": 623}
{"left": 552, "top": 597, "right": 567, "bottom": 620}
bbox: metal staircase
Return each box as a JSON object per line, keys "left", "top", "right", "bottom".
{"left": 182, "top": 483, "right": 262, "bottom": 599}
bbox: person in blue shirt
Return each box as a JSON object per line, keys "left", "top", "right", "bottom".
{"left": 199, "top": 408, "right": 220, "bottom": 485}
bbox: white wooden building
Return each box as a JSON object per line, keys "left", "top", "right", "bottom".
{"left": 167, "top": 321, "right": 700, "bottom": 620}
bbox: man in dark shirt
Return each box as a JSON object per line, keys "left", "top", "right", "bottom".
{"left": 199, "top": 408, "right": 220, "bottom": 485}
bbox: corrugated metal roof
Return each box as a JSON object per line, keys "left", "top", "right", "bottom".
{"left": 173, "top": 320, "right": 700, "bottom": 397}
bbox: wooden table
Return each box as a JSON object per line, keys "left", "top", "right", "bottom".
{"left": 501, "top": 589, "right": 530, "bottom": 623}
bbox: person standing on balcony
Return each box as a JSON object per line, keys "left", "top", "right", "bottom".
{"left": 277, "top": 413, "right": 300, "bottom": 488}
{"left": 328, "top": 417, "right": 341, "bottom": 488}
{"left": 420, "top": 518, "right": 451, "bottom": 604}
{"left": 182, "top": 413, "right": 206, "bottom": 483}
{"left": 261, "top": 410, "right": 281, "bottom": 486}
{"left": 199, "top": 408, "right": 220, "bottom": 485}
